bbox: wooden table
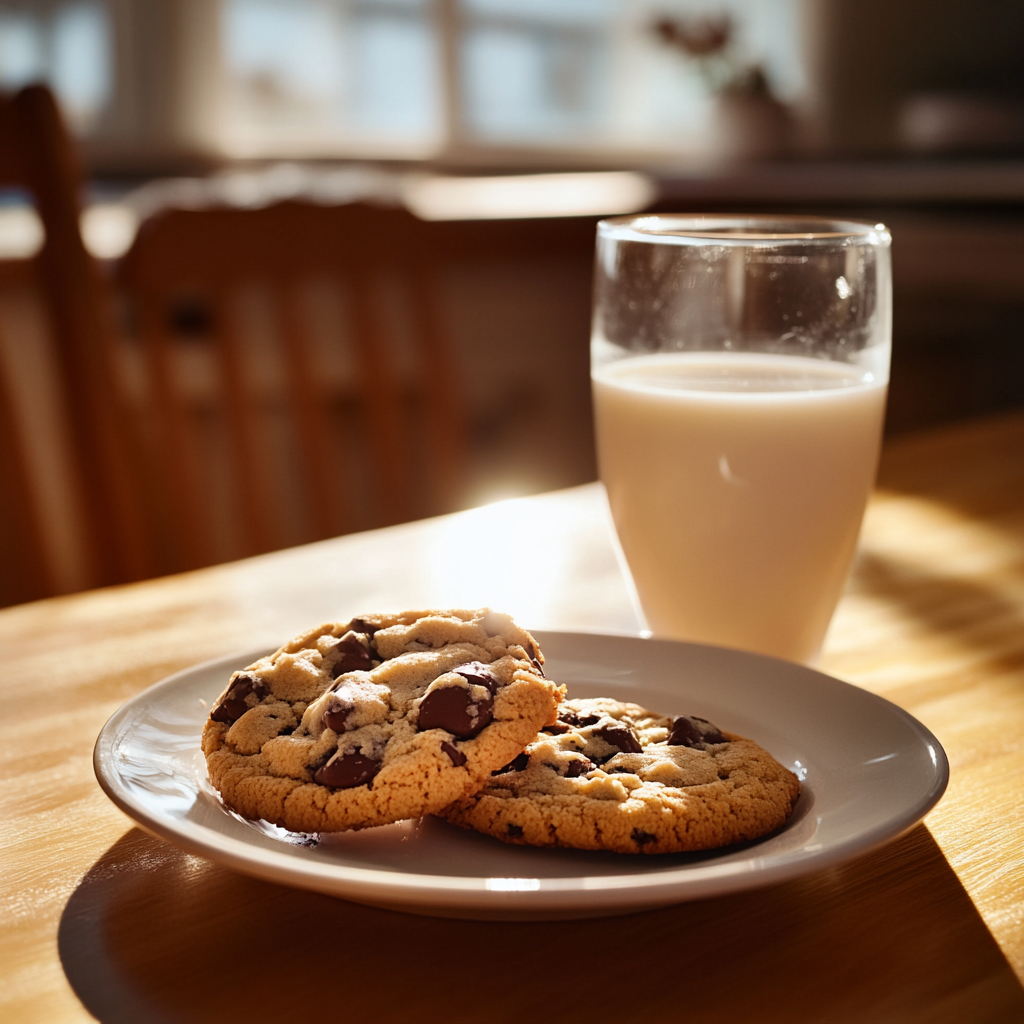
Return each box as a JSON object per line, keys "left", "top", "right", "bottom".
{"left": 2, "top": 411, "right": 1023, "bottom": 1023}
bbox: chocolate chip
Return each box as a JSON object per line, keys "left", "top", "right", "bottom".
{"left": 524, "top": 640, "right": 545, "bottom": 677}
{"left": 313, "top": 750, "right": 381, "bottom": 789}
{"left": 417, "top": 683, "right": 493, "bottom": 738}
{"left": 632, "top": 830, "right": 657, "bottom": 848}
{"left": 210, "top": 674, "right": 269, "bottom": 724}
{"left": 692, "top": 716, "right": 727, "bottom": 744}
{"left": 492, "top": 751, "right": 530, "bottom": 775}
{"left": 564, "top": 757, "right": 595, "bottom": 778}
{"left": 441, "top": 741, "right": 467, "bottom": 767}
{"left": 322, "top": 695, "right": 356, "bottom": 734}
{"left": 507, "top": 824, "right": 524, "bottom": 838}
{"left": 595, "top": 723, "right": 642, "bottom": 753}
{"left": 452, "top": 661, "right": 499, "bottom": 695}
{"left": 542, "top": 721, "right": 570, "bottom": 735}
{"left": 347, "top": 617, "right": 378, "bottom": 637}
{"left": 230, "top": 675, "right": 268, "bottom": 701}
{"left": 668, "top": 715, "right": 726, "bottom": 748}
{"left": 667, "top": 716, "right": 702, "bottom": 747}
{"left": 211, "top": 698, "right": 247, "bottom": 723}
{"left": 554, "top": 708, "right": 599, "bottom": 728}
{"left": 330, "top": 634, "right": 374, "bottom": 677}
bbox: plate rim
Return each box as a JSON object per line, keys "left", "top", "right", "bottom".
{"left": 93, "top": 631, "right": 950, "bottom": 914}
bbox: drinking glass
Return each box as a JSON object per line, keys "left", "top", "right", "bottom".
{"left": 591, "top": 215, "right": 892, "bottom": 664}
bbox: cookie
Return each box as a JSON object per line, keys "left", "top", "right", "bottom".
{"left": 202, "top": 609, "right": 563, "bottom": 833}
{"left": 439, "top": 697, "right": 800, "bottom": 854}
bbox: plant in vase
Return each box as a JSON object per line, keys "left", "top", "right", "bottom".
{"left": 652, "top": 14, "right": 792, "bottom": 160}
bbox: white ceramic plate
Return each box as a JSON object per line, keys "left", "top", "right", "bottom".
{"left": 94, "top": 631, "right": 948, "bottom": 920}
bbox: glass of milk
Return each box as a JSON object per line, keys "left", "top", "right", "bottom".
{"left": 591, "top": 215, "right": 892, "bottom": 664}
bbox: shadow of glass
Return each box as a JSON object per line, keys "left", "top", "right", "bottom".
{"left": 854, "top": 549, "right": 1023, "bottom": 677}
{"left": 59, "top": 825, "right": 1024, "bottom": 1024}
{"left": 876, "top": 412, "right": 1024, "bottom": 521}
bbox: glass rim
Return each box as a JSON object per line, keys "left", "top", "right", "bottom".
{"left": 598, "top": 214, "right": 891, "bottom": 246}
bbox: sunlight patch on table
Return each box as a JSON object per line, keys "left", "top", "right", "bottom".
{"left": 424, "top": 496, "right": 573, "bottom": 623}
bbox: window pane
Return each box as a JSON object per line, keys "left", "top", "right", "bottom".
{"left": 51, "top": 1, "right": 112, "bottom": 125}
{"left": 224, "top": 0, "right": 346, "bottom": 128}
{"left": 460, "top": 8, "right": 609, "bottom": 140}
{"left": 222, "top": 0, "right": 440, "bottom": 146}
{"left": 348, "top": 6, "right": 440, "bottom": 134}
{"left": 0, "top": 1, "right": 111, "bottom": 132}
{"left": 0, "top": 12, "right": 46, "bottom": 87}
{"left": 462, "top": 0, "right": 615, "bottom": 24}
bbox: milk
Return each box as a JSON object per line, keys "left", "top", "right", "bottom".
{"left": 592, "top": 352, "right": 887, "bottom": 663}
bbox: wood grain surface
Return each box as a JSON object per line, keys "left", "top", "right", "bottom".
{"left": 2, "top": 411, "right": 1022, "bottom": 1023}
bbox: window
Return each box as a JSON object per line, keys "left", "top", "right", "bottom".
{"left": 0, "top": 0, "right": 806, "bottom": 166}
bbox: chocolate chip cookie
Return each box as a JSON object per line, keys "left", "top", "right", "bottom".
{"left": 202, "top": 609, "right": 563, "bottom": 833}
{"left": 439, "top": 697, "right": 800, "bottom": 853}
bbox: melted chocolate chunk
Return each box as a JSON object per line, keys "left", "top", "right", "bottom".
{"left": 210, "top": 674, "right": 269, "bottom": 724}
{"left": 666, "top": 716, "right": 702, "bottom": 747}
{"left": 330, "top": 634, "right": 374, "bottom": 677}
{"left": 507, "top": 824, "right": 524, "bottom": 838}
{"left": 452, "top": 661, "right": 499, "bottom": 695}
{"left": 563, "top": 756, "right": 595, "bottom": 778}
{"left": 691, "top": 716, "right": 727, "bottom": 744}
{"left": 524, "top": 640, "right": 545, "bottom": 677}
{"left": 322, "top": 694, "right": 356, "bottom": 734}
{"left": 632, "top": 829, "right": 657, "bottom": 848}
{"left": 542, "top": 721, "right": 570, "bottom": 735}
{"left": 554, "top": 708, "right": 600, "bottom": 729}
{"left": 492, "top": 751, "right": 530, "bottom": 775}
{"left": 347, "top": 617, "right": 379, "bottom": 637}
{"left": 417, "top": 684, "right": 493, "bottom": 738}
{"left": 668, "top": 715, "right": 726, "bottom": 748}
{"left": 313, "top": 750, "right": 381, "bottom": 789}
{"left": 441, "top": 741, "right": 467, "bottom": 767}
{"left": 595, "top": 723, "right": 642, "bottom": 754}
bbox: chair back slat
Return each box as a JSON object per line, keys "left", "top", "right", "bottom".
{"left": 277, "top": 280, "right": 345, "bottom": 539}
{"left": 405, "top": 265, "right": 467, "bottom": 513}
{"left": 211, "top": 285, "right": 278, "bottom": 556}
{"left": 135, "top": 285, "right": 213, "bottom": 570}
{"left": 346, "top": 266, "right": 412, "bottom": 527}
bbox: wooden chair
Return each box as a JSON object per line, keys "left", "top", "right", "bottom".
{"left": 115, "top": 200, "right": 471, "bottom": 572}
{"left": 1, "top": 84, "right": 594, "bottom": 594}
{"left": 0, "top": 85, "right": 147, "bottom": 604}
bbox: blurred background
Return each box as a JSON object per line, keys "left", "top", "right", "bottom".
{"left": 1, "top": 0, "right": 1023, "bottom": 606}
